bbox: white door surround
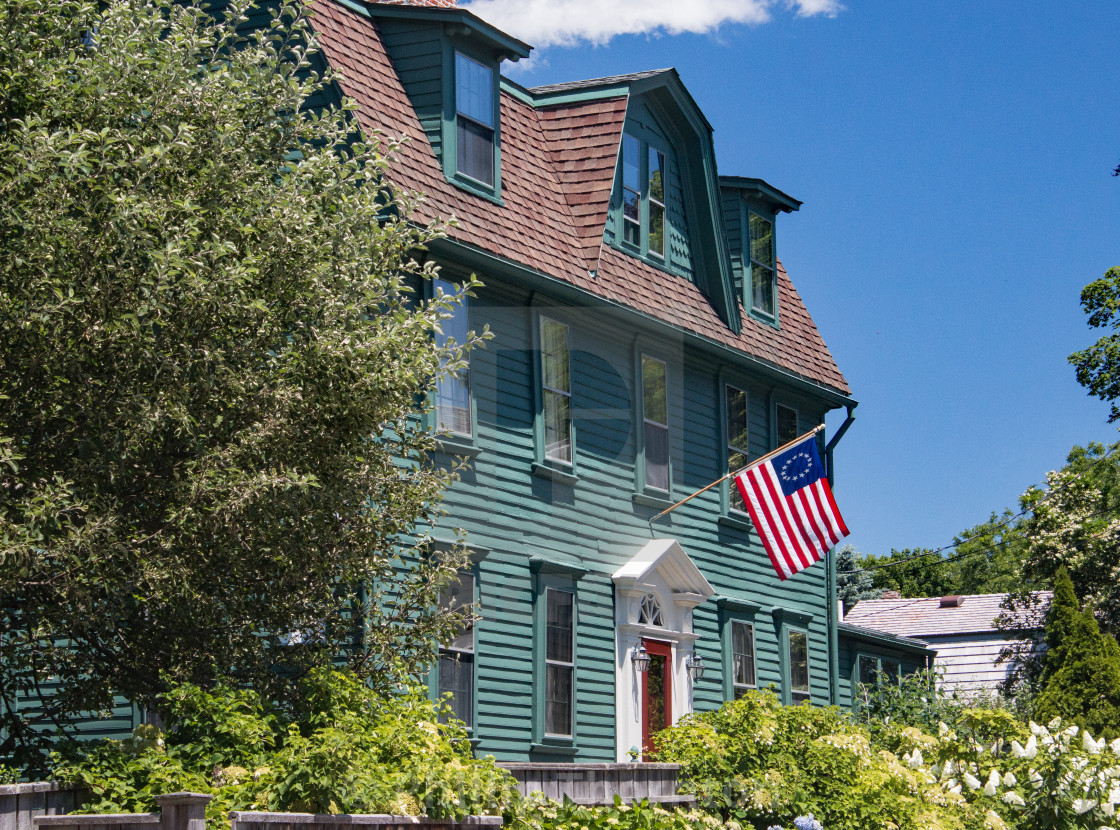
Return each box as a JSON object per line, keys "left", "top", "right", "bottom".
{"left": 612, "top": 538, "right": 714, "bottom": 761}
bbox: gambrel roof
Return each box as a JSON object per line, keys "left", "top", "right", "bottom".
{"left": 309, "top": 0, "right": 851, "bottom": 398}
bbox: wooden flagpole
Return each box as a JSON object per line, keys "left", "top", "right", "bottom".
{"left": 648, "top": 423, "right": 826, "bottom": 525}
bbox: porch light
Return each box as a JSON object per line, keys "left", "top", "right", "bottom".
{"left": 632, "top": 644, "right": 651, "bottom": 672}
{"left": 687, "top": 652, "right": 705, "bottom": 681}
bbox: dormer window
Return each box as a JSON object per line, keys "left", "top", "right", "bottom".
{"left": 620, "top": 132, "right": 669, "bottom": 262}
{"left": 749, "top": 212, "right": 775, "bottom": 317}
{"left": 455, "top": 52, "right": 496, "bottom": 187}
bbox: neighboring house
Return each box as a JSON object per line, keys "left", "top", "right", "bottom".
{"left": 23, "top": 0, "right": 859, "bottom": 760}
{"left": 844, "top": 592, "right": 1052, "bottom": 695}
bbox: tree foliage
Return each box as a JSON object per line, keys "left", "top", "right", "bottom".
{"left": 1032, "top": 569, "right": 1120, "bottom": 740}
{"left": 835, "top": 544, "right": 879, "bottom": 610}
{"left": 0, "top": 0, "right": 480, "bottom": 771}
{"left": 1071, "top": 267, "right": 1120, "bottom": 422}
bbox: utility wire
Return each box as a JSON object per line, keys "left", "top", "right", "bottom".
{"left": 849, "top": 440, "right": 1120, "bottom": 574}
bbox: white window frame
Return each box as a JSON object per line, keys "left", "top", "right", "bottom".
{"left": 731, "top": 620, "right": 756, "bottom": 697}
{"left": 544, "top": 587, "right": 575, "bottom": 738}
{"left": 539, "top": 316, "right": 573, "bottom": 464}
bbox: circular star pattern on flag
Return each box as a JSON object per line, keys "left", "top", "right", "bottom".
{"left": 779, "top": 451, "right": 814, "bottom": 484}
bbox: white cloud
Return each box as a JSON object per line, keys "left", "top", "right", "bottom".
{"left": 461, "top": 0, "right": 842, "bottom": 49}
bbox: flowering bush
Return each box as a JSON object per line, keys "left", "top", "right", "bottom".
{"left": 928, "top": 717, "right": 1120, "bottom": 830}
{"left": 51, "top": 669, "right": 519, "bottom": 828}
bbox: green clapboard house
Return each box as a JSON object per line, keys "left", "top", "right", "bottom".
{"left": 305, "top": 0, "right": 862, "bottom": 762}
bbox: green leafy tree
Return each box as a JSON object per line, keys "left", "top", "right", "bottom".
{"left": 0, "top": 0, "right": 480, "bottom": 772}
{"left": 1071, "top": 267, "right": 1120, "bottom": 422}
{"left": 860, "top": 547, "right": 952, "bottom": 598}
{"left": 1033, "top": 569, "right": 1120, "bottom": 739}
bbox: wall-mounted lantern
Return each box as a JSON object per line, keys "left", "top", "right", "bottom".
{"left": 632, "top": 644, "right": 651, "bottom": 672}
{"left": 686, "top": 652, "right": 705, "bottom": 681}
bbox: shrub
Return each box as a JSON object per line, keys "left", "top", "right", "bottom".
{"left": 51, "top": 669, "right": 519, "bottom": 828}
{"left": 653, "top": 690, "right": 990, "bottom": 830}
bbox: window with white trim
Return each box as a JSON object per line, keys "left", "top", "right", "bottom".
{"left": 642, "top": 354, "right": 669, "bottom": 491}
{"left": 438, "top": 573, "right": 475, "bottom": 727}
{"left": 619, "top": 133, "right": 670, "bottom": 262}
{"left": 788, "top": 630, "right": 810, "bottom": 704}
{"left": 455, "top": 52, "right": 495, "bottom": 187}
{"left": 433, "top": 278, "right": 471, "bottom": 437}
{"left": 749, "top": 212, "right": 775, "bottom": 317}
{"left": 540, "top": 317, "right": 572, "bottom": 464}
{"left": 545, "top": 588, "right": 575, "bottom": 737}
{"left": 731, "top": 621, "right": 756, "bottom": 698}
{"left": 726, "top": 384, "right": 748, "bottom": 513}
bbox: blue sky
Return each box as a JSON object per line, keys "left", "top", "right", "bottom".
{"left": 459, "top": 0, "right": 1120, "bottom": 559}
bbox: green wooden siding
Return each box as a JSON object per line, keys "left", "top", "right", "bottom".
{"left": 379, "top": 21, "right": 445, "bottom": 160}
{"left": 437, "top": 276, "right": 839, "bottom": 761}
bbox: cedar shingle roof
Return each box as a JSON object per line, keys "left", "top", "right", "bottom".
{"left": 310, "top": 0, "right": 851, "bottom": 397}
{"left": 845, "top": 592, "right": 1053, "bottom": 638}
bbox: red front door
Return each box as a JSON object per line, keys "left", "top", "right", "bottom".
{"left": 641, "top": 639, "right": 673, "bottom": 757}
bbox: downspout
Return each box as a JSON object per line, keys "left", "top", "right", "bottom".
{"left": 824, "top": 403, "right": 857, "bottom": 707}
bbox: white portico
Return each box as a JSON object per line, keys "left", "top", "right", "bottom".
{"left": 612, "top": 539, "right": 714, "bottom": 761}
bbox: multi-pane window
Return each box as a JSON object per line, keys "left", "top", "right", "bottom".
{"left": 648, "top": 148, "right": 665, "bottom": 257}
{"left": 788, "top": 630, "right": 810, "bottom": 704}
{"left": 749, "top": 212, "right": 775, "bottom": 316}
{"left": 776, "top": 403, "right": 798, "bottom": 445}
{"left": 545, "top": 589, "right": 575, "bottom": 737}
{"left": 731, "top": 621, "right": 756, "bottom": 698}
{"left": 438, "top": 573, "right": 475, "bottom": 727}
{"left": 642, "top": 355, "right": 669, "bottom": 491}
{"left": 455, "top": 53, "right": 495, "bottom": 186}
{"left": 857, "top": 655, "right": 901, "bottom": 705}
{"left": 434, "top": 278, "right": 471, "bottom": 437}
{"left": 620, "top": 133, "right": 668, "bottom": 259}
{"left": 622, "top": 134, "right": 641, "bottom": 247}
{"left": 726, "top": 385, "right": 748, "bottom": 512}
{"left": 540, "top": 317, "right": 572, "bottom": 464}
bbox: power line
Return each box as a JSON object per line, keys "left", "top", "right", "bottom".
{"left": 850, "top": 440, "right": 1120, "bottom": 574}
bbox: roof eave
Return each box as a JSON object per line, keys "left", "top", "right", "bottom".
{"left": 720, "top": 176, "right": 802, "bottom": 214}
{"left": 363, "top": 1, "right": 532, "bottom": 61}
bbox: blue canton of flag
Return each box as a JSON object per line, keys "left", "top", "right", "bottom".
{"left": 734, "top": 434, "right": 850, "bottom": 580}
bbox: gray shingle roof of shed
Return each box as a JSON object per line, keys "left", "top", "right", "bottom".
{"left": 844, "top": 592, "right": 1052, "bottom": 638}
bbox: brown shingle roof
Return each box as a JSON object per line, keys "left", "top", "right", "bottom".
{"left": 310, "top": 0, "right": 850, "bottom": 397}
{"left": 845, "top": 592, "right": 1053, "bottom": 638}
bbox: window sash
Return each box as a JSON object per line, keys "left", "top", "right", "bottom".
{"left": 457, "top": 117, "right": 494, "bottom": 186}
{"left": 731, "top": 621, "right": 756, "bottom": 694}
{"left": 788, "top": 630, "right": 810, "bottom": 702}
{"left": 749, "top": 213, "right": 775, "bottom": 315}
{"left": 438, "top": 572, "right": 475, "bottom": 727}
{"left": 648, "top": 148, "right": 665, "bottom": 257}
{"left": 726, "top": 385, "right": 748, "bottom": 512}
{"left": 544, "top": 589, "right": 575, "bottom": 737}
{"left": 455, "top": 53, "right": 494, "bottom": 127}
{"left": 540, "top": 317, "right": 572, "bottom": 463}
{"left": 776, "top": 404, "right": 799, "bottom": 446}
{"left": 433, "top": 279, "right": 471, "bottom": 437}
{"left": 642, "top": 355, "right": 669, "bottom": 491}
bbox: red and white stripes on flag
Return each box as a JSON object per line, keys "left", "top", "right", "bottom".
{"left": 733, "top": 435, "right": 849, "bottom": 580}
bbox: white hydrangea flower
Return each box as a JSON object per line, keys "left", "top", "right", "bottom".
{"left": 1003, "top": 772, "right": 1017, "bottom": 787}
{"left": 1002, "top": 792, "right": 1026, "bottom": 808}
{"left": 909, "top": 749, "right": 924, "bottom": 769}
{"left": 964, "top": 773, "right": 982, "bottom": 790}
{"left": 1110, "top": 787, "right": 1120, "bottom": 805}
{"left": 1085, "top": 732, "right": 1104, "bottom": 754}
{"left": 1024, "top": 735, "right": 1039, "bottom": 759}
{"left": 1110, "top": 738, "right": 1120, "bottom": 756}
{"left": 1073, "top": 798, "right": 1097, "bottom": 815}
{"left": 1011, "top": 740, "right": 1026, "bottom": 758}
{"left": 1029, "top": 721, "right": 1044, "bottom": 736}
{"left": 1104, "top": 802, "right": 1116, "bottom": 817}
{"left": 1030, "top": 771, "right": 1044, "bottom": 790}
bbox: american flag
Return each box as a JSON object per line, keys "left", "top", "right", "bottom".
{"left": 734, "top": 434, "right": 849, "bottom": 580}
